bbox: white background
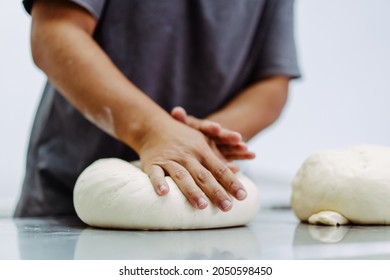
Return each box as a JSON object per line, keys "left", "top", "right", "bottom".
{"left": 1, "top": 0, "right": 390, "bottom": 217}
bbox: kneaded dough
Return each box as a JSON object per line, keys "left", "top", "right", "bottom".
{"left": 74, "top": 158, "right": 260, "bottom": 230}
{"left": 291, "top": 145, "right": 390, "bottom": 225}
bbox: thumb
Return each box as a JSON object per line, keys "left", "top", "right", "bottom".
{"left": 171, "top": 106, "right": 188, "bottom": 123}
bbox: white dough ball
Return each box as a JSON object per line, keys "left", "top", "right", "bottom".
{"left": 291, "top": 145, "right": 390, "bottom": 225}
{"left": 74, "top": 158, "right": 260, "bottom": 230}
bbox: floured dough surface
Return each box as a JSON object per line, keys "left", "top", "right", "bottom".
{"left": 291, "top": 145, "right": 390, "bottom": 225}
{"left": 74, "top": 158, "right": 260, "bottom": 230}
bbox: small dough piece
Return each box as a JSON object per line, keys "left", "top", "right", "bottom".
{"left": 291, "top": 145, "right": 390, "bottom": 225}
{"left": 308, "top": 211, "right": 350, "bottom": 226}
{"left": 74, "top": 158, "right": 260, "bottom": 230}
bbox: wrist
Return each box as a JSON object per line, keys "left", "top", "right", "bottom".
{"left": 121, "top": 108, "right": 173, "bottom": 154}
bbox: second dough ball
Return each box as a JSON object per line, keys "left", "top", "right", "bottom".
{"left": 291, "top": 145, "right": 390, "bottom": 226}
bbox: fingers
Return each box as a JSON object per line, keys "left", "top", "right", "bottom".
{"left": 171, "top": 106, "right": 220, "bottom": 135}
{"left": 173, "top": 109, "right": 221, "bottom": 136}
{"left": 171, "top": 106, "right": 187, "bottom": 123}
{"left": 226, "top": 162, "right": 240, "bottom": 173}
{"left": 145, "top": 164, "right": 170, "bottom": 196}
{"left": 184, "top": 115, "right": 241, "bottom": 145}
{"left": 160, "top": 159, "right": 240, "bottom": 212}
{"left": 171, "top": 107, "right": 225, "bottom": 139}
{"left": 211, "top": 127, "right": 242, "bottom": 145}
{"left": 218, "top": 143, "right": 256, "bottom": 160}
{"left": 145, "top": 158, "right": 244, "bottom": 212}
{"left": 207, "top": 140, "right": 242, "bottom": 173}
{"left": 203, "top": 153, "right": 248, "bottom": 202}
{"left": 186, "top": 116, "right": 222, "bottom": 135}
{"left": 185, "top": 158, "right": 234, "bottom": 212}
{"left": 162, "top": 161, "right": 209, "bottom": 210}
{"left": 214, "top": 163, "right": 247, "bottom": 201}
{"left": 171, "top": 106, "right": 245, "bottom": 146}
{"left": 189, "top": 117, "right": 243, "bottom": 146}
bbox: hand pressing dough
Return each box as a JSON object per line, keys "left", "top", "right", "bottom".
{"left": 291, "top": 145, "right": 390, "bottom": 226}
{"left": 74, "top": 158, "right": 260, "bottom": 230}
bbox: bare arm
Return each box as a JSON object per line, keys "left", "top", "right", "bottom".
{"left": 31, "top": 0, "right": 161, "bottom": 150}
{"left": 207, "top": 76, "right": 290, "bottom": 142}
{"left": 31, "top": 0, "right": 247, "bottom": 211}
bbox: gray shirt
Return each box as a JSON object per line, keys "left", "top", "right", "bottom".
{"left": 16, "top": 0, "right": 300, "bottom": 217}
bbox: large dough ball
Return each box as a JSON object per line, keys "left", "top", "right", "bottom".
{"left": 291, "top": 146, "right": 390, "bottom": 225}
{"left": 74, "top": 158, "right": 260, "bottom": 230}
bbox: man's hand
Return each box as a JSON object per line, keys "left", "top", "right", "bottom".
{"left": 138, "top": 117, "right": 248, "bottom": 212}
{"left": 171, "top": 106, "right": 256, "bottom": 161}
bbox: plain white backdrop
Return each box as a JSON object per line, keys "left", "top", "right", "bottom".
{"left": 1, "top": 0, "right": 390, "bottom": 216}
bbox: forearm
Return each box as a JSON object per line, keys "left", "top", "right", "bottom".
{"left": 207, "top": 76, "right": 290, "bottom": 142}
{"left": 31, "top": 0, "right": 170, "bottom": 153}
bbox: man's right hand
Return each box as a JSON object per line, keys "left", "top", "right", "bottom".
{"left": 138, "top": 117, "right": 248, "bottom": 212}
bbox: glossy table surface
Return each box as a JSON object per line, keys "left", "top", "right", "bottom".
{"left": 2, "top": 206, "right": 390, "bottom": 260}
{"left": 2, "top": 174, "right": 390, "bottom": 260}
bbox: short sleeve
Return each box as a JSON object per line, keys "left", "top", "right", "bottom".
{"left": 252, "top": 0, "right": 301, "bottom": 80}
{"left": 22, "top": 0, "right": 106, "bottom": 20}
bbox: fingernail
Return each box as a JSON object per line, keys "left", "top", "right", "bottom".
{"left": 159, "top": 185, "right": 168, "bottom": 195}
{"left": 236, "top": 189, "right": 247, "bottom": 200}
{"left": 221, "top": 200, "right": 232, "bottom": 210}
{"left": 197, "top": 198, "right": 208, "bottom": 209}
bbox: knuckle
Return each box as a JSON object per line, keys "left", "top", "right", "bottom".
{"left": 186, "top": 189, "right": 201, "bottom": 200}
{"left": 211, "top": 188, "right": 225, "bottom": 200}
{"left": 213, "top": 164, "right": 229, "bottom": 179}
{"left": 196, "top": 170, "right": 212, "bottom": 185}
{"left": 229, "top": 178, "right": 245, "bottom": 194}
{"left": 147, "top": 168, "right": 159, "bottom": 179}
{"left": 172, "top": 169, "right": 188, "bottom": 181}
{"left": 227, "top": 180, "right": 239, "bottom": 192}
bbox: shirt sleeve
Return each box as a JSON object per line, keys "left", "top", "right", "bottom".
{"left": 22, "top": 0, "right": 106, "bottom": 20}
{"left": 251, "top": 0, "right": 301, "bottom": 80}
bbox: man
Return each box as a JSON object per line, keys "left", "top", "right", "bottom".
{"left": 15, "top": 0, "right": 300, "bottom": 217}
